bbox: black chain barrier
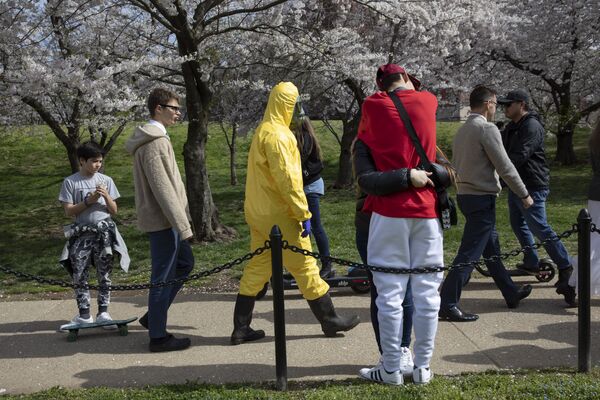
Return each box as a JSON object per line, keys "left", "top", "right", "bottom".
{"left": 0, "top": 225, "right": 584, "bottom": 289}
{"left": 283, "top": 225, "right": 579, "bottom": 274}
{"left": 590, "top": 223, "right": 600, "bottom": 236}
{"left": 0, "top": 242, "right": 271, "bottom": 291}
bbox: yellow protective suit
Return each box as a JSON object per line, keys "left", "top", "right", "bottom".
{"left": 240, "top": 82, "right": 329, "bottom": 300}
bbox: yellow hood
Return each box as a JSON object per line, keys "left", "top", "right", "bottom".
{"left": 261, "top": 82, "right": 299, "bottom": 128}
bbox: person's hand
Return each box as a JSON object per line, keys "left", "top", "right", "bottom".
{"left": 410, "top": 169, "right": 434, "bottom": 188}
{"left": 522, "top": 195, "right": 534, "bottom": 209}
{"left": 301, "top": 220, "right": 311, "bottom": 238}
{"left": 86, "top": 191, "right": 102, "bottom": 205}
{"left": 95, "top": 184, "right": 109, "bottom": 199}
{"left": 184, "top": 235, "right": 195, "bottom": 244}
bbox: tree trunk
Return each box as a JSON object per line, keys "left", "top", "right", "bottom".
{"left": 555, "top": 122, "right": 577, "bottom": 165}
{"left": 66, "top": 141, "right": 80, "bottom": 173}
{"left": 180, "top": 60, "right": 236, "bottom": 242}
{"left": 230, "top": 123, "right": 238, "bottom": 186}
{"left": 333, "top": 114, "right": 360, "bottom": 188}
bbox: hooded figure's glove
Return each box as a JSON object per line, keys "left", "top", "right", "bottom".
{"left": 301, "top": 220, "right": 311, "bottom": 238}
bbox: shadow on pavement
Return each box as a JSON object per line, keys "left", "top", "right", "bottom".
{"left": 73, "top": 363, "right": 362, "bottom": 388}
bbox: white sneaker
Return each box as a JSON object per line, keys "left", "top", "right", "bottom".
{"left": 60, "top": 314, "right": 93, "bottom": 331}
{"left": 96, "top": 312, "right": 118, "bottom": 330}
{"left": 359, "top": 364, "right": 403, "bottom": 385}
{"left": 400, "top": 347, "right": 414, "bottom": 377}
{"left": 413, "top": 366, "right": 433, "bottom": 384}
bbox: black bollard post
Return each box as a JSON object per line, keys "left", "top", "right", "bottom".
{"left": 577, "top": 209, "right": 591, "bottom": 373}
{"left": 270, "top": 225, "right": 287, "bottom": 391}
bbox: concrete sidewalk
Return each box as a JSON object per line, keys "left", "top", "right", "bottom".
{"left": 0, "top": 276, "right": 599, "bottom": 395}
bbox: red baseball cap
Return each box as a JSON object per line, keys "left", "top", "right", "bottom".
{"left": 376, "top": 63, "right": 421, "bottom": 91}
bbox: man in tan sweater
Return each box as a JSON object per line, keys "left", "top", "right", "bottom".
{"left": 438, "top": 85, "right": 534, "bottom": 322}
{"left": 125, "top": 88, "right": 194, "bottom": 352}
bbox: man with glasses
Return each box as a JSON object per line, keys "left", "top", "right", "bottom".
{"left": 126, "top": 88, "right": 195, "bottom": 352}
{"left": 439, "top": 86, "right": 534, "bottom": 323}
{"left": 498, "top": 89, "right": 577, "bottom": 307}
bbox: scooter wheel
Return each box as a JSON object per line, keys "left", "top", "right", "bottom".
{"left": 350, "top": 278, "right": 371, "bottom": 294}
{"left": 536, "top": 261, "right": 556, "bottom": 282}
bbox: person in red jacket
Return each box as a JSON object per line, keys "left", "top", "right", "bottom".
{"left": 357, "top": 64, "right": 442, "bottom": 386}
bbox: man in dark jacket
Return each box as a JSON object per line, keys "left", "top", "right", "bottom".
{"left": 499, "top": 89, "right": 576, "bottom": 307}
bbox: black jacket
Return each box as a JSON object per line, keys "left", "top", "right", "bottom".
{"left": 299, "top": 129, "right": 324, "bottom": 186}
{"left": 501, "top": 111, "right": 550, "bottom": 190}
{"left": 352, "top": 139, "right": 410, "bottom": 232}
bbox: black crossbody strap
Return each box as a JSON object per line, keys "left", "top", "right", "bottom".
{"left": 387, "top": 91, "right": 432, "bottom": 170}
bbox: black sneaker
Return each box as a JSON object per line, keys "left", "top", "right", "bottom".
{"left": 149, "top": 334, "right": 191, "bottom": 352}
{"left": 319, "top": 267, "right": 336, "bottom": 279}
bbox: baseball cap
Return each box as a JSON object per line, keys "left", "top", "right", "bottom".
{"left": 497, "top": 89, "right": 530, "bottom": 105}
{"left": 376, "top": 64, "right": 421, "bottom": 91}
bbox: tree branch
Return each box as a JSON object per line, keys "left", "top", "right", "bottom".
{"left": 21, "top": 96, "right": 69, "bottom": 145}
{"left": 203, "top": 0, "right": 287, "bottom": 27}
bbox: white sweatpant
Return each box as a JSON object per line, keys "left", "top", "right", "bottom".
{"left": 368, "top": 213, "right": 444, "bottom": 371}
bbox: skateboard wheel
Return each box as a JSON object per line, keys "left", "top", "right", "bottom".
{"left": 67, "top": 331, "right": 78, "bottom": 342}
{"left": 118, "top": 325, "right": 128, "bottom": 336}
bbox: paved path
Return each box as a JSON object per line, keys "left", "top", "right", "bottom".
{"left": 1, "top": 277, "right": 599, "bottom": 395}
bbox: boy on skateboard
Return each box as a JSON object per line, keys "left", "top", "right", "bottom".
{"left": 58, "top": 142, "right": 129, "bottom": 330}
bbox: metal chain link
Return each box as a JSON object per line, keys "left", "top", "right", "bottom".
{"left": 0, "top": 224, "right": 585, "bottom": 287}
{"left": 591, "top": 223, "right": 600, "bottom": 236}
{"left": 0, "top": 242, "right": 271, "bottom": 291}
{"left": 283, "top": 226, "right": 579, "bottom": 274}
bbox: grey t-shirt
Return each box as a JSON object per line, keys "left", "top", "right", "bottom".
{"left": 59, "top": 172, "right": 120, "bottom": 224}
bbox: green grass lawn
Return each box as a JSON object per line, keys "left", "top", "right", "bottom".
{"left": 5, "top": 369, "right": 600, "bottom": 399}
{"left": 0, "top": 121, "right": 592, "bottom": 294}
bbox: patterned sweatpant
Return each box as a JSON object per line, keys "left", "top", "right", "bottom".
{"left": 69, "top": 233, "right": 113, "bottom": 311}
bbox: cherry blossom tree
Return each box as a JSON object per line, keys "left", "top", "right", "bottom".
{"left": 461, "top": 0, "right": 600, "bottom": 164}
{"left": 2, "top": 0, "right": 151, "bottom": 172}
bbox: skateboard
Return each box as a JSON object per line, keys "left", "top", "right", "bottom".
{"left": 59, "top": 317, "right": 138, "bottom": 342}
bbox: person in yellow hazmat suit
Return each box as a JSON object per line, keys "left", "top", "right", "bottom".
{"left": 230, "top": 82, "right": 360, "bottom": 345}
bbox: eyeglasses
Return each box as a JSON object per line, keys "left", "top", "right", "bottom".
{"left": 485, "top": 100, "right": 497, "bottom": 106}
{"left": 160, "top": 104, "right": 181, "bottom": 112}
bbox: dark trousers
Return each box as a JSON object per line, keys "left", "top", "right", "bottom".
{"left": 440, "top": 194, "right": 518, "bottom": 310}
{"left": 356, "top": 226, "right": 413, "bottom": 350}
{"left": 306, "top": 192, "right": 331, "bottom": 267}
{"left": 147, "top": 228, "right": 194, "bottom": 339}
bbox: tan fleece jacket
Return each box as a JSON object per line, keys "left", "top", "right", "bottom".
{"left": 453, "top": 114, "right": 528, "bottom": 198}
{"left": 125, "top": 123, "right": 193, "bottom": 239}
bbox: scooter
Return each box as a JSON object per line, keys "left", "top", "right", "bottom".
{"left": 256, "top": 271, "right": 371, "bottom": 300}
{"left": 473, "top": 257, "right": 556, "bottom": 283}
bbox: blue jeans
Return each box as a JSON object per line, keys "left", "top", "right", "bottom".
{"left": 440, "top": 194, "right": 519, "bottom": 309}
{"left": 306, "top": 192, "right": 331, "bottom": 267}
{"left": 147, "top": 228, "right": 194, "bottom": 339}
{"left": 356, "top": 226, "right": 413, "bottom": 350}
{"left": 508, "top": 189, "right": 571, "bottom": 270}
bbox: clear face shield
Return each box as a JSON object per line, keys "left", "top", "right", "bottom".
{"left": 290, "top": 98, "right": 306, "bottom": 131}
